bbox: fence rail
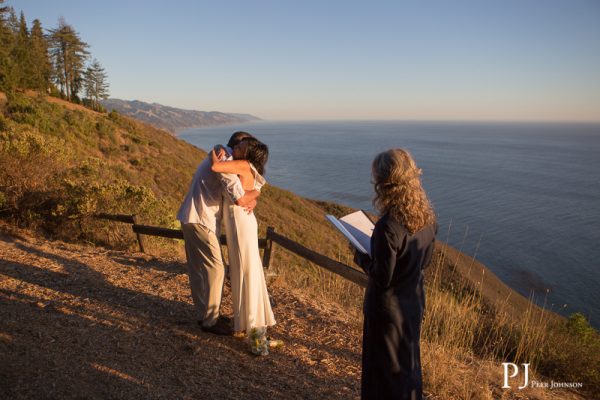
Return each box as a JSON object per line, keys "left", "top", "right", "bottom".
{"left": 93, "top": 213, "right": 135, "bottom": 224}
{"left": 95, "top": 213, "right": 367, "bottom": 287}
{"left": 130, "top": 224, "right": 269, "bottom": 248}
{"left": 95, "top": 213, "right": 145, "bottom": 252}
{"left": 267, "top": 229, "right": 367, "bottom": 288}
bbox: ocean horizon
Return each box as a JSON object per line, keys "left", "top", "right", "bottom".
{"left": 180, "top": 120, "right": 600, "bottom": 326}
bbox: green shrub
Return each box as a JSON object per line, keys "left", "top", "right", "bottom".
{"left": 49, "top": 87, "right": 62, "bottom": 98}
{"left": 96, "top": 120, "right": 116, "bottom": 143}
{"left": 7, "top": 99, "right": 40, "bottom": 127}
{"left": 0, "top": 114, "right": 7, "bottom": 131}
{"left": 534, "top": 315, "right": 600, "bottom": 396}
{"left": 6, "top": 93, "right": 36, "bottom": 116}
{"left": 108, "top": 109, "right": 120, "bottom": 121}
{"left": 53, "top": 175, "right": 171, "bottom": 247}
{"left": 0, "top": 127, "right": 69, "bottom": 162}
{"left": 567, "top": 313, "right": 596, "bottom": 343}
{"left": 0, "top": 127, "right": 71, "bottom": 223}
{"left": 127, "top": 133, "right": 148, "bottom": 145}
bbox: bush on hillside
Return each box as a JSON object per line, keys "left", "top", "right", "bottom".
{"left": 567, "top": 312, "right": 597, "bottom": 343}
{"left": 6, "top": 94, "right": 38, "bottom": 125}
{"left": 0, "top": 126, "right": 70, "bottom": 214}
{"left": 535, "top": 314, "right": 600, "bottom": 392}
{"left": 0, "top": 116, "right": 172, "bottom": 248}
{"left": 54, "top": 174, "right": 171, "bottom": 247}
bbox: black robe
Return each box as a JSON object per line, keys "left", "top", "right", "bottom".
{"left": 356, "top": 213, "right": 436, "bottom": 400}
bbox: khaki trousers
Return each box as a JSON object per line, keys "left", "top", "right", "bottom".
{"left": 181, "top": 223, "right": 224, "bottom": 327}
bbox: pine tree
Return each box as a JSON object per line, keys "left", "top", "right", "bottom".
{"left": 7, "top": 6, "right": 17, "bottom": 35}
{"left": 0, "top": 1, "right": 10, "bottom": 58}
{"left": 0, "top": 3, "right": 16, "bottom": 90}
{"left": 48, "top": 18, "right": 89, "bottom": 100}
{"left": 11, "top": 11, "right": 32, "bottom": 88}
{"left": 30, "top": 19, "right": 52, "bottom": 92}
{"left": 0, "top": 0, "right": 6, "bottom": 21}
{"left": 84, "top": 59, "right": 109, "bottom": 110}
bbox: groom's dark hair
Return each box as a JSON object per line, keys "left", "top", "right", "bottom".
{"left": 227, "top": 131, "right": 254, "bottom": 149}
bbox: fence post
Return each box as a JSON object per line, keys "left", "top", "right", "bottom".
{"left": 263, "top": 226, "right": 275, "bottom": 271}
{"left": 131, "top": 215, "right": 146, "bottom": 253}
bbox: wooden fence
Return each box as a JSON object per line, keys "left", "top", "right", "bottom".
{"left": 94, "top": 214, "right": 367, "bottom": 288}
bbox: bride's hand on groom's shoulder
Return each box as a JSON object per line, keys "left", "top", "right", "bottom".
{"left": 210, "top": 148, "right": 226, "bottom": 165}
{"left": 212, "top": 145, "right": 227, "bottom": 160}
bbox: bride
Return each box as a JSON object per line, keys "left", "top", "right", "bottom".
{"left": 210, "top": 137, "right": 276, "bottom": 353}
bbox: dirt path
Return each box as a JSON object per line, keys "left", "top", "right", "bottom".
{"left": 0, "top": 232, "right": 362, "bottom": 399}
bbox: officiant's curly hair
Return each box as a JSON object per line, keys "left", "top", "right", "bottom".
{"left": 241, "top": 137, "right": 269, "bottom": 176}
{"left": 372, "top": 149, "right": 435, "bottom": 234}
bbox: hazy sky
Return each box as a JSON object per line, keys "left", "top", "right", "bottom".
{"left": 14, "top": 0, "right": 600, "bottom": 121}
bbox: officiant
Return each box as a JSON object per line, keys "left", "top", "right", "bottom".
{"left": 354, "top": 148, "right": 437, "bottom": 400}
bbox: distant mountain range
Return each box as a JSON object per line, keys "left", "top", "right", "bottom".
{"left": 100, "top": 99, "right": 261, "bottom": 133}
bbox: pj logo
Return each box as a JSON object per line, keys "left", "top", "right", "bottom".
{"left": 502, "top": 363, "right": 530, "bottom": 389}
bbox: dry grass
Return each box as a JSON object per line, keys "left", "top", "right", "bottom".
{"left": 418, "top": 243, "right": 586, "bottom": 399}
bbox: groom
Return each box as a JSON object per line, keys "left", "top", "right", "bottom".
{"left": 177, "top": 131, "right": 259, "bottom": 335}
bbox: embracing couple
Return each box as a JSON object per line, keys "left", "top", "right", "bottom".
{"left": 176, "top": 131, "right": 276, "bottom": 354}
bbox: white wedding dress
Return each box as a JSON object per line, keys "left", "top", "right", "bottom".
{"left": 223, "top": 164, "right": 276, "bottom": 334}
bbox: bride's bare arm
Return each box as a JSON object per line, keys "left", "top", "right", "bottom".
{"left": 210, "top": 150, "right": 250, "bottom": 175}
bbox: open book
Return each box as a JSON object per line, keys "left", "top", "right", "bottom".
{"left": 326, "top": 210, "right": 375, "bottom": 256}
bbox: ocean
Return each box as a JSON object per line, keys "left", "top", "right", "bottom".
{"left": 179, "top": 121, "right": 600, "bottom": 325}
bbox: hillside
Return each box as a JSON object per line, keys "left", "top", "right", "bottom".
{"left": 100, "top": 98, "right": 261, "bottom": 133}
{"left": 0, "top": 92, "right": 597, "bottom": 398}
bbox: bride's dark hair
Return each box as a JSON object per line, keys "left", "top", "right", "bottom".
{"left": 242, "top": 137, "right": 269, "bottom": 176}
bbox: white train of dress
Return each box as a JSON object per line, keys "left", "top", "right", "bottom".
{"left": 222, "top": 165, "right": 275, "bottom": 333}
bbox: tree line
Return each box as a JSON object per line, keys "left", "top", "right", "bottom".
{"left": 0, "top": 1, "right": 109, "bottom": 111}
